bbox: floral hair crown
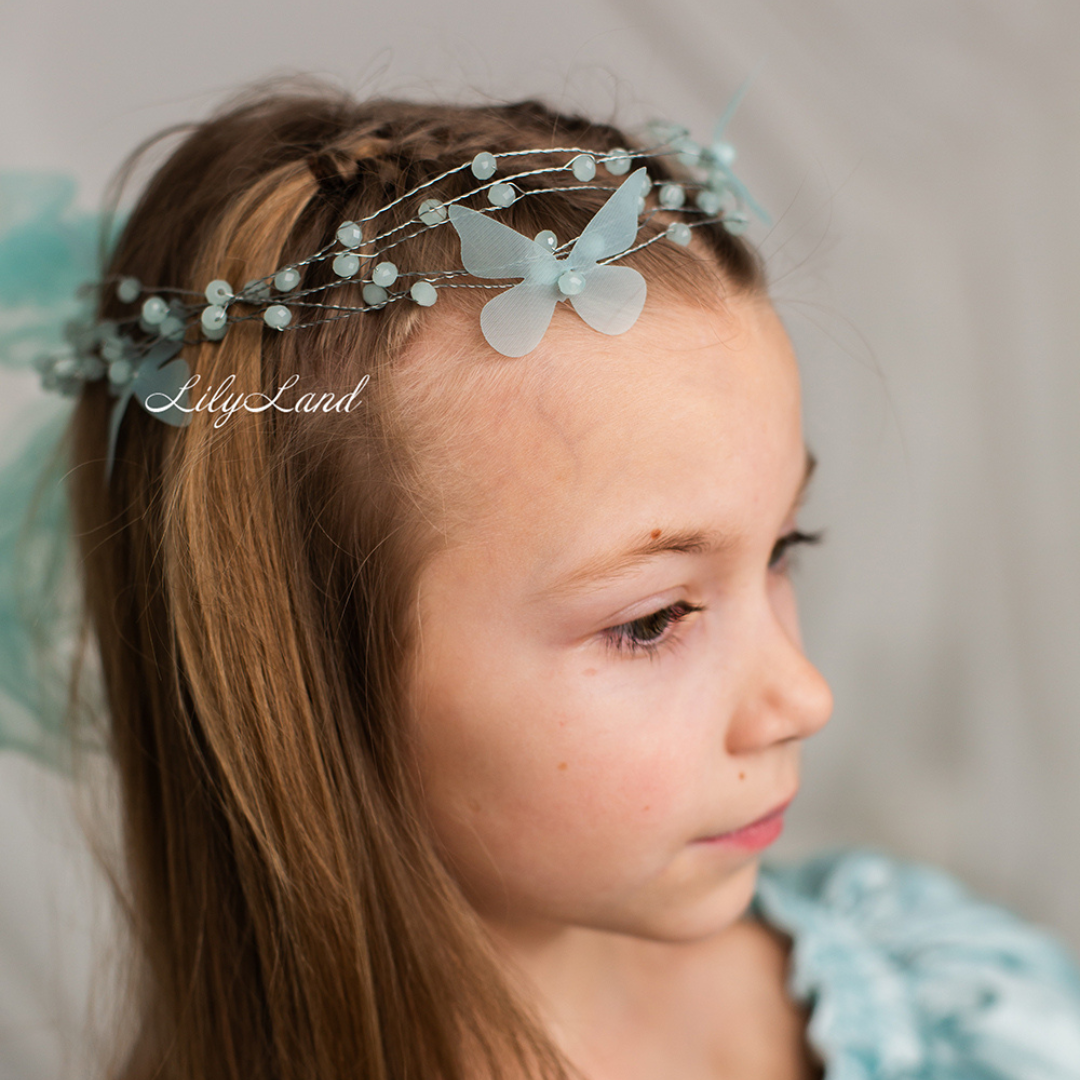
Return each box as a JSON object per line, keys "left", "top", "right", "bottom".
{"left": 34, "top": 88, "right": 767, "bottom": 480}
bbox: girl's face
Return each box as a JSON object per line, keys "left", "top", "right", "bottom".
{"left": 405, "top": 289, "right": 833, "bottom": 945}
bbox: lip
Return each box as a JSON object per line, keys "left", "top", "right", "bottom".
{"left": 693, "top": 794, "right": 796, "bottom": 850}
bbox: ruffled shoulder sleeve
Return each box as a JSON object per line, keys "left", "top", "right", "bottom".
{"left": 751, "top": 848, "right": 1080, "bottom": 1079}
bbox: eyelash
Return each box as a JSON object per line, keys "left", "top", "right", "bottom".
{"left": 769, "top": 527, "right": 824, "bottom": 574}
{"left": 602, "top": 528, "right": 825, "bottom": 659}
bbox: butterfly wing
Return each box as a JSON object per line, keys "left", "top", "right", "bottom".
{"left": 448, "top": 204, "right": 556, "bottom": 280}
{"left": 567, "top": 167, "right": 648, "bottom": 269}
{"left": 568, "top": 265, "right": 646, "bottom": 337}
{"left": 479, "top": 281, "right": 560, "bottom": 357}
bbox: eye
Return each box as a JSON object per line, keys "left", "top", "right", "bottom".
{"left": 603, "top": 600, "right": 705, "bottom": 659}
{"left": 769, "top": 528, "right": 824, "bottom": 573}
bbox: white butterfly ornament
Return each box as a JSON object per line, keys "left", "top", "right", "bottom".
{"left": 447, "top": 167, "right": 650, "bottom": 358}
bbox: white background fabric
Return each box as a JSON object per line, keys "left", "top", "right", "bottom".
{"left": 1, "top": 1, "right": 1078, "bottom": 1076}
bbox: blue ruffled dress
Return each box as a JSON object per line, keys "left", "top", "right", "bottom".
{"left": 752, "top": 850, "right": 1080, "bottom": 1079}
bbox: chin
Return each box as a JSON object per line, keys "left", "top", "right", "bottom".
{"left": 616, "top": 858, "right": 763, "bottom": 945}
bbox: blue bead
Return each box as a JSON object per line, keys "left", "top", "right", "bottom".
{"left": 637, "top": 195, "right": 647, "bottom": 215}
{"left": 336, "top": 221, "right": 364, "bottom": 248}
{"left": 638, "top": 174, "right": 653, "bottom": 196}
{"left": 53, "top": 357, "right": 79, "bottom": 380}
{"left": 201, "top": 305, "right": 227, "bottom": 331}
{"left": 363, "top": 283, "right": 389, "bottom": 307}
{"left": 332, "top": 253, "right": 360, "bottom": 279}
{"left": 116, "top": 277, "right": 141, "bottom": 303}
{"left": 108, "top": 359, "right": 133, "bottom": 385}
{"left": 557, "top": 270, "right": 585, "bottom": 296}
{"left": 570, "top": 154, "right": 596, "bottom": 181}
{"left": 673, "top": 136, "right": 702, "bottom": 168}
{"left": 666, "top": 222, "right": 692, "bottom": 246}
{"left": 204, "top": 324, "right": 228, "bottom": 341}
{"left": 205, "top": 279, "right": 233, "bottom": 305}
{"left": 659, "top": 183, "right": 685, "bottom": 210}
{"left": 723, "top": 211, "right": 750, "bottom": 236}
{"left": 101, "top": 339, "right": 126, "bottom": 363}
{"left": 410, "top": 281, "right": 438, "bottom": 307}
{"left": 141, "top": 296, "right": 168, "bottom": 325}
{"left": 160, "top": 315, "right": 186, "bottom": 341}
{"left": 695, "top": 189, "right": 723, "bottom": 215}
{"left": 274, "top": 268, "right": 301, "bottom": 292}
{"left": 372, "top": 261, "right": 398, "bottom": 288}
{"left": 487, "top": 183, "right": 516, "bottom": 208}
{"left": 604, "top": 149, "right": 631, "bottom": 176}
{"left": 418, "top": 198, "right": 447, "bottom": 226}
{"left": 81, "top": 356, "right": 106, "bottom": 380}
{"left": 244, "top": 278, "right": 273, "bottom": 301}
{"left": 471, "top": 152, "right": 497, "bottom": 180}
{"left": 263, "top": 305, "right": 293, "bottom": 330}
{"left": 535, "top": 229, "right": 558, "bottom": 251}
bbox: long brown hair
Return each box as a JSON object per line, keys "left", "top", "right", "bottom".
{"left": 63, "top": 75, "right": 764, "bottom": 1080}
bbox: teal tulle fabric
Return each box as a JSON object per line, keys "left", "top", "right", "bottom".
{"left": 754, "top": 850, "right": 1080, "bottom": 1079}
{"left": 0, "top": 171, "right": 118, "bottom": 769}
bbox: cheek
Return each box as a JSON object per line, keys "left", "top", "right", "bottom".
{"left": 408, "top": 661, "right": 701, "bottom": 911}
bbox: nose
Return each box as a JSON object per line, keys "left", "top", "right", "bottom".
{"left": 723, "top": 598, "right": 834, "bottom": 756}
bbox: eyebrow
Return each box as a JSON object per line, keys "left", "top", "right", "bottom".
{"left": 537, "top": 446, "right": 817, "bottom": 601}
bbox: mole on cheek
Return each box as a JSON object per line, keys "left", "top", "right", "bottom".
{"left": 650, "top": 528, "right": 662, "bottom": 539}
{"left": 739, "top": 771, "right": 746, "bottom": 780}
{"left": 558, "top": 761, "right": 568, "bottom": 771}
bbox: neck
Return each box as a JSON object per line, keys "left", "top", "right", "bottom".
{"left": 479, "top": 912, "right": 722, "bottom": 1061}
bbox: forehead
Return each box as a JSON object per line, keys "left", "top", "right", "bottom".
{"left": 402, "top": 291, "right": 802, "bottom": 570}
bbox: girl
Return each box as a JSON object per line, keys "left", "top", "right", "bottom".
{"left": 4, "top": 75, "right": 1080, "bottom": 1080}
